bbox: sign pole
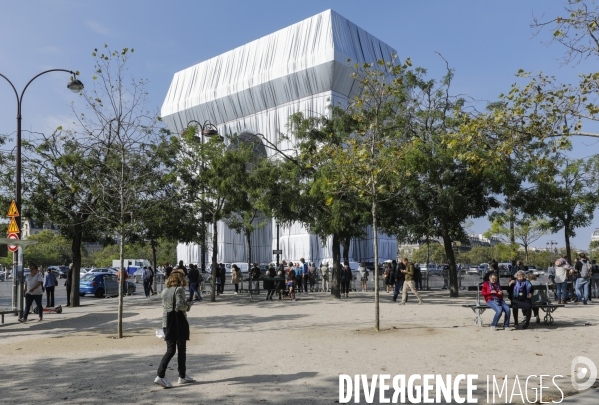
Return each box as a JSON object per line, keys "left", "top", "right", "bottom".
{"left": 6, "top": 200, "right": 20, "bottom": 316}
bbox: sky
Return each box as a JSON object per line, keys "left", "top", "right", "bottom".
{"left": 0, "top": 0, "right": 598, "bottom": 252}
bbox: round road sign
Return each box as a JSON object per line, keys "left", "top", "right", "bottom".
{"left": 7, "top": 233, "right": 18, "bottom": 252}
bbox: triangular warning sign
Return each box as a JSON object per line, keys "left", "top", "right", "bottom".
{"left": 7, "top": 217, "right": 19, "bottom": 233}
{"left": 7, "top": 200, "right": 18, "bottom": 217}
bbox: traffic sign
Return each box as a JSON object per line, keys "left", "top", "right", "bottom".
{"left": 7, "top": 217, "right": 19, "bottom": 233}
{"left": 7, "top": 200, "right": 18, "bottom": 217}
{"left": 272, "top": 249, "right": 282, "bottom": 254}
{"left": 7, "top": 233, "right": 18, "bottom": 252}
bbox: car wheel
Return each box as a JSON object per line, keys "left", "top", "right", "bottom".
{"left": 79, "top": 293, "right": 85, "bottom": 297}
{"left": 94, "top": 288, "right": 105, "bottom": 298}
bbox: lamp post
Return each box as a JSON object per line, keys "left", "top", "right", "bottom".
{"left": 182, "top": 120, "right": 222, "bottom": 277}
{"left": 546, "top": 240, "right": 558, "bottom": 257}
{"left": 0, "top": 69, "right": 83, "bottom": 316}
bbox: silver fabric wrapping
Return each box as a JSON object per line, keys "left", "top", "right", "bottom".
{"left": 164, "top": 10, "right": 398, "bottom": 265}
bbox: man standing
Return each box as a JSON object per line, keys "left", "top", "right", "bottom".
{"left": 43, "top": 268, "right": 58, "bottom": 308}
{"left": 218, "top": 263, "right": 226, "bottom": 294}
{"left": 142, "top": 266, "right": 153, "bottom": 298}
{"left": 400, "top": 258, "right": 423, "bottom": 305}
{"left": 575, "top": 252, "right": 591, "bottom": 305}
{"left": 187, "top": 264, "right": 202, "bottom": 302}
{"left": 65, "top": 263, "right": 73, "bottom": 307}
{"left": 591, "top": 260, "right": 599, "bottom": 300}
{"left": 251, "top": 263, "right": 261, "bottom": 294}
{"left": 392, "top": 259, "right": 406, "bottom": 302}
{"left": 300, "top": 258, "right": 309, "bottom": 294}
{"left": 321, "top": 262, "right": 330, "bottom": 292}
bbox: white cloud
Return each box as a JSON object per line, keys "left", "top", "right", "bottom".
{"left": 85, "top": 20, "right": 114, "bottom": 37}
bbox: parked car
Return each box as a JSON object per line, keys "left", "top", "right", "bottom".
{"left": 419, "top": 263, "right": 441, "bottom": 276}
{"left": 0, "top": 272, "right": 4, "bottom": 282}
{"left": 80, "top": 273, "right": 119, "bottom": 298}
{"left": 85, "top": 268, "right": 117, "bottom": 275}
{"left": 79, "top": 272, "right": 136, "bottom": 298}
{"left": 478, "top": 263, "right": 489, "bottom": 274}
{"left": 48, "top": 265, "right": 69, "bottom": 278}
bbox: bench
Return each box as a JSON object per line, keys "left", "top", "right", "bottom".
{"left": 463, "top": 282, "right": 564, "bottom": 326}
{"left": 462, "top": 303, "right": 564, "bottom": 326}
{"left": 0, "top": 310, "right": 19, "bottom": 324}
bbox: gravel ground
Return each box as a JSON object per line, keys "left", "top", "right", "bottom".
{"left": 0, "top": 289, "right": 597, "bottom": 404}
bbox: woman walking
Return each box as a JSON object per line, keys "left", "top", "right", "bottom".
{"left": 154, "top": 269, "right": 194, "bottom": 388}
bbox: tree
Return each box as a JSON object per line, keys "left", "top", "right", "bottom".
{"left": 175, "top": 129, "right": 253, "bottom": 302}
{"left": 534, "top": 156, "right": 599, "bottom": 263}
{"left": 73, "top": 45, "right": 167, "bottom": 338}
{"left": 320, "top": 58, "right": 413, "bottom": 330}
{"left": 224, "top": 134, "right": 270, "bottom": 271}
{"left": 258, "top": 113, "right": 369, "bottom": 300}
{"left": 533, "top": 0, "right": 599, "bottom": 65}
{"left": 381, "top": 62, "right": 500, "bottom": 298}
{"left": 486, "top": 216, "right": 548, "bottom": 263}
{"left": 24, "top": 128, "right": 106, "bottom": 308}
{"left": 22, "top": 230, "right": 72, "bottom": 268}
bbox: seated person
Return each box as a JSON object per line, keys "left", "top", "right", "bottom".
{"left": 481, "top": 274, "right": 512, "bottom": 330}
{"left": 509, "top": 270, "right": 533, "bottom": 329}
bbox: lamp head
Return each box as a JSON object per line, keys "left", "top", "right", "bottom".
{"left": 67, "top": 79, "right": 84, "bottom": 93}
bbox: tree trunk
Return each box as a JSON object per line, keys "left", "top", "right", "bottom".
{"left": 331, "top": 233, "right": 341, "bottom": 299}
{"left": 564, "top": 226, "right": 572, "bottom": 265}
{"left": 372, "top": 201, "right": 380, "bottom": 332}
{"left": 151, "top": 239, "right": 158, "bottom": 294}
{"left": 524, "top": 245, "right": 529, "bottom": 264}
{"left": 70, "top": 224, "right": 83, "bottom": 307}
{"left": 211, "top": 219, "right": 218, "bottom": 302}
{"left": 441, "top": 228, "right": 459, "bottom": 298}
{"left": 118, "top": 230, "right": 125, "bottom": 338}
{"left": 342, "top": 235, "right": 350, "bottom": 264}
{"left": 246, "top": 230, "right": 252, "bottom": 271}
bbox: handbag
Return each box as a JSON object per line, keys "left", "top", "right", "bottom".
{"left": 164, "top": 287, "right": 190, "bottom": 341}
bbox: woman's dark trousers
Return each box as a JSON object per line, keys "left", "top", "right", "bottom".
{"left": 157, "top": 339, "right": 186, "bottom": 378}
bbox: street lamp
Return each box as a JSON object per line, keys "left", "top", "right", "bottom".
{"left": 181, "top": 120, "right": 223, "bottom": 276}
{"left": 0, "top": 69, "right": 83, "bottom": 316}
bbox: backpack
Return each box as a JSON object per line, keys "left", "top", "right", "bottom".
{"left": 581, "top": 260, "right": 592, "bottom": 279}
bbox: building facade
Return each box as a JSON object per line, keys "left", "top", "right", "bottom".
{"left": 162, "top": 10, "right": 398, "bottom": 265}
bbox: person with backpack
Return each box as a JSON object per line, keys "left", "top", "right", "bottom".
{"left": 340, "top": 264, "right": 352, "bottom": 298}
{"left": 591, "top": 259, "right": 599, "bottom": 300}
{"left": 574, "top": 252, "right": 591, "bottom": 305}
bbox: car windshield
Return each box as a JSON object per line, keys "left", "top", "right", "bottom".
{"left": 81, "top": 274, "right": 96, "bottom": 281}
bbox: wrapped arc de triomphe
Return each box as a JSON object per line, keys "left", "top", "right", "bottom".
{"left": 161, "top": 9, "right": 398, "bottom": 266}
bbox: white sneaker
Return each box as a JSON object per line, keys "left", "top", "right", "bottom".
{"left": 154, "top": 376, "right": 173, "bottom": 388}
{"left": 178, "top": 375, "right": 194, "bottom": 384}
{"left": 490, "top": 326, "right": 497, "bottom": 331}
{"left": 234, "top": 292, "right": 237, "bottom": 295}
{"left": 418, "top": 300, "right": 423, "bottom": 305}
